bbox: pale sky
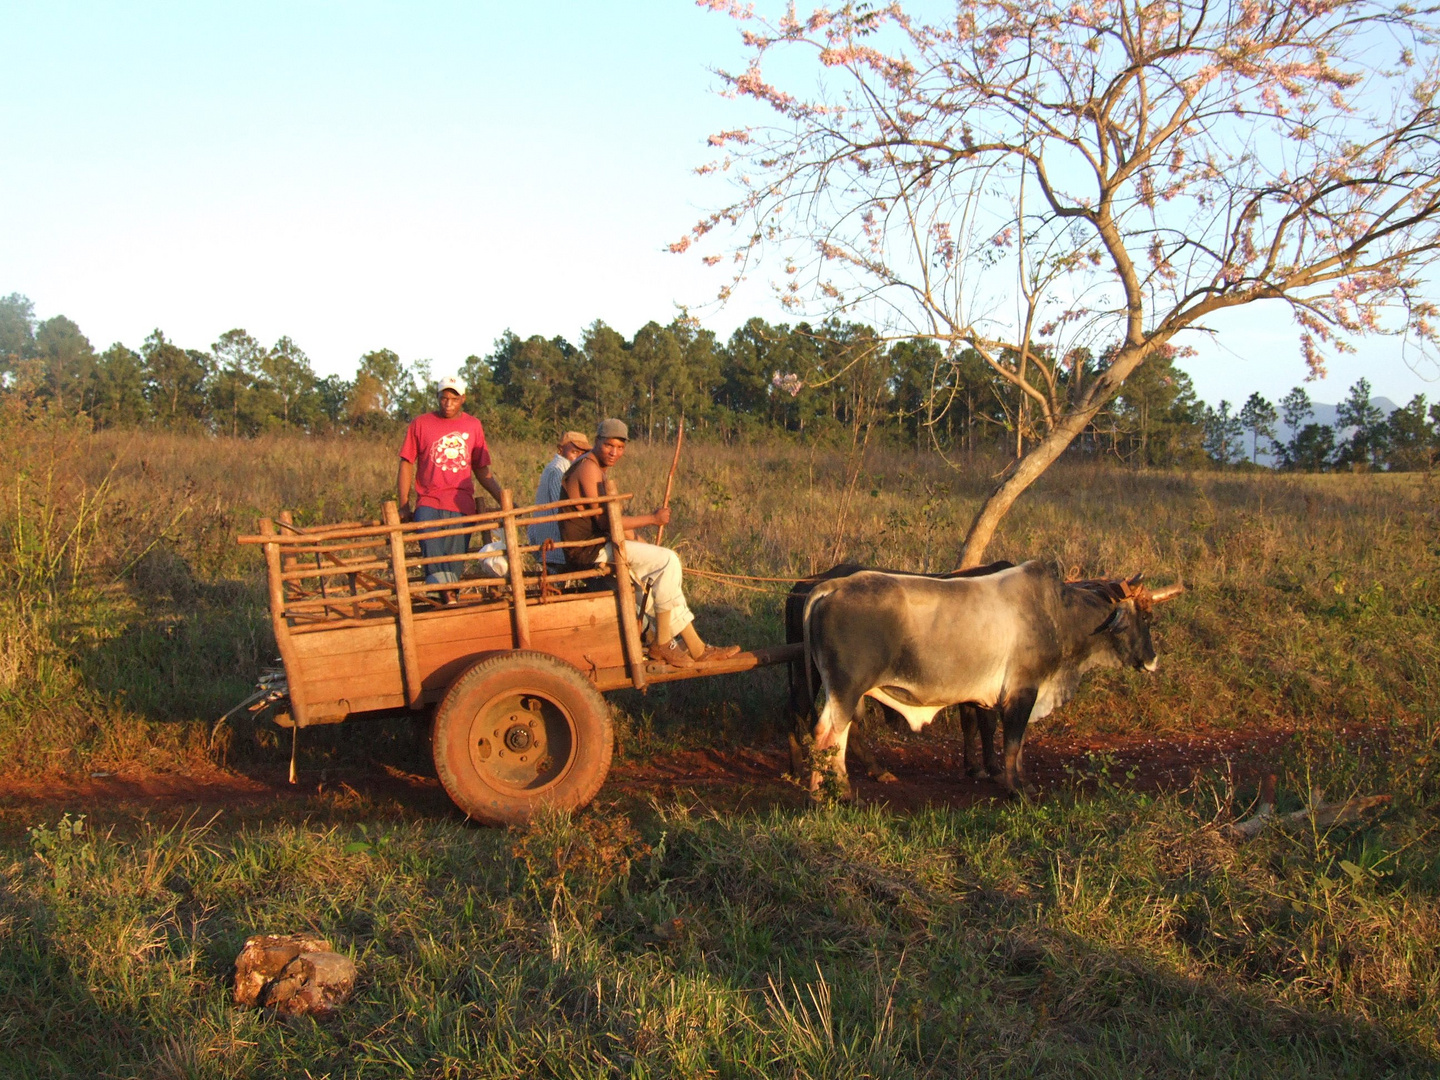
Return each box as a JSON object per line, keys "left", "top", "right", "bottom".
{"left": 4, "top": 1, "right": 1437, "bottom": 409}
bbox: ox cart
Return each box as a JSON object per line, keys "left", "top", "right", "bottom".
{"left": 238, "top": 484, "right": 799, "bottom": 825}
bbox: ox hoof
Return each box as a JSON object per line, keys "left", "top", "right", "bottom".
{"left": 966, "top": 765, "right": 992, "bottom": 780}
{"left": 871, "top": 769, "right": 898, "bottom": 784}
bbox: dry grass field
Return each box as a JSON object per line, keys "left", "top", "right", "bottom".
{"left": 1, "top": 405, "right": 1437, "bottom": 1077}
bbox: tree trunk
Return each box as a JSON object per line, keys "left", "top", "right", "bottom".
{"left": 957, "top": 405, "right": 1095, "bottom": 567}
{"left": 955, "top": 339, "right": 1161, "bottom": 569}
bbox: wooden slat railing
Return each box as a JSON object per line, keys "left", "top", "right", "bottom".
{"left": 244, "top": 490, "right": 646, "bottom": 700}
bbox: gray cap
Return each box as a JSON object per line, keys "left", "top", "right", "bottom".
{"left": 596, "top": 418, "right": 629, "bottom": 441}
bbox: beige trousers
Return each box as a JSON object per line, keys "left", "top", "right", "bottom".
{"left": 595, "top": 540, "right": 695, "bottom": 636}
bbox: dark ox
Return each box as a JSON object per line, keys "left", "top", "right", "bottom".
{"left": 784, "top": 562, "right": 1014, "bottom": 783}
{"left": 802, "top": 561, "right": 1182, "bottom": 797}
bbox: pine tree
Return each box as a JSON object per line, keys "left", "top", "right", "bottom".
{"left": 1203, "top": 400, "right": 1245, "bottom": 466}
{"left": 1239, "top": 392, "right": 1278, "bottom": 464}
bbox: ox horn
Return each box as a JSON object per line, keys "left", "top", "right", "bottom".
{"left": 1149, "top": 582, "right": 1185, "bottom": 604}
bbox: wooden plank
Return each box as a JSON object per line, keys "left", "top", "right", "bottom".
{"left": 604, "top": 479, "right": 647, "bottom": 691}
{"left": 500, "top": 490, "right": 531, "bottom": 650}
{"left": 286, "top": 620, "right": 407, "bottom": 708}
{"left": 262, "top": 518, "right": 311, "bottom": 727}
{"left": 591, "top": 642, "right": 801, "bottom": 692}
{"left": 289, "top": 609, "right": 400, "bottom": 633}
{"left": 409, "top": 592, "right": 624, "bottom": 693}
{"left": 303, "top": 667, "right": 406, "bottom": 703}
{"left": 384, "top": 500, "right": 425, "bottom": 710}
{"left": 304, "top": 691, "right": 409, "bottom": 721}
{"left": 289, "top": 620, "right": 401, "bottom": 659}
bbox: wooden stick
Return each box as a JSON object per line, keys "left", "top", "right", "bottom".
{"left": 383, "top": 500, "right": 425, "bottom": 710}
{"left": 605, "top": 479, "right": 647, "bottom": 690}
{"left": 501, "top": 490, "right": 532, "bottom": 650}
{"left": 277, "top": 511, "right": 298, "bottom": 602}
{"left": 261, "top": 518, "right": 310, "bottom": 728}
{"left": 655, "top": 414, "right": 684, "bottom": 547}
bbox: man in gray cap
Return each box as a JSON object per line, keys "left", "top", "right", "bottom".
{"left": 559, "top": 418, "right": 738, "bottom": 669}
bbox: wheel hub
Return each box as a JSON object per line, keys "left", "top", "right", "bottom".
{"left": 503, "top": 721, "right": 533, "bottom": 752}
{"left": 466, "top": 693, "right": 569, "bottom": 793}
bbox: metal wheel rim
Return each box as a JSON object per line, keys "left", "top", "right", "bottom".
{"left": 464, "top": 686, "right": 577, "bottom": 795}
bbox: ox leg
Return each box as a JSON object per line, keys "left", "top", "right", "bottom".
{"left": 784, "top": 591, "right": 812, "bottom": 779}
{"left": 784, "top": 653, "right": 814, "bottom": 779}
{"left": 854, "top": 699, "right": 898, "bottom": 783}
{"left": 810, "top": 692, "right": 858, "bottom": 800}
{"left": 978, "top": 707, "right": 1001, "bottom": 778}
{"left": 960, "top": 704, "right": 1000, "bottom": 780}
{"left": 1000, "top": 690, "right": 1039, "bottom": 798}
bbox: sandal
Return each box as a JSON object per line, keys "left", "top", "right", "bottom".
{"left": 647, "top": 638, "right": 695, "bottom": 669}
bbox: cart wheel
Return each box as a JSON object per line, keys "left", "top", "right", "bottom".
{"left": 432, "top": 651, "right": 613, "bottom": 826}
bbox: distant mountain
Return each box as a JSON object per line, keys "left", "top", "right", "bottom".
{"left": 1251, "top": 397, "right": 1398, "bottom": 467}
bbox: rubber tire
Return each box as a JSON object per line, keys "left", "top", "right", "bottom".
{"left": 432, "top": 651, "right": 613, "bottom": 826}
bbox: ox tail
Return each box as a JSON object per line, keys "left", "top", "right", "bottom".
{"left": 800, "top": 585, "right": 828, "bottom": 715}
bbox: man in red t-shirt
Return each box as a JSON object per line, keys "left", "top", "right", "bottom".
{"left": 396, "top": 376, "right": 503, "bottom": 604}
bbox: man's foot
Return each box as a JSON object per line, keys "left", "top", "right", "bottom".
{"left": 647, "top": 638, "right": 695, "bottom": 668}
{"left": 694, "top": 644, "right": 741, "bottom": 662}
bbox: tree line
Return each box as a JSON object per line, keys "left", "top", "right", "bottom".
{"left": 2, "top": 292, "right": 1435, "bottom": 471}
{"left": 1202, "top": 380, "right": 1440, "bottom": 473}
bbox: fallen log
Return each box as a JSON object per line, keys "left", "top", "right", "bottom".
{"left": 1228, "top": 774, "right": 1390, "bottom": 839}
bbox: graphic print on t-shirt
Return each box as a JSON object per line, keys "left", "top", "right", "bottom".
{"left": 431, "top": 431, "right": 472, "bottom": 474}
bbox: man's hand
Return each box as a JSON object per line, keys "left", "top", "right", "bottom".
{"left": 651, "top": 507, "right": 672, "bottom": 527}
{"left": 398, "top": 504, "right": 414, "bottom": 523}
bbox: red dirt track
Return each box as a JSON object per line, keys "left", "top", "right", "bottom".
{"left": 0, "top": 725, "right": 1300, "bottom": 822}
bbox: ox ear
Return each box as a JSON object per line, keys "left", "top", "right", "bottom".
{"left": 1094, "top": 602, "right": 1128, "bottom": 634}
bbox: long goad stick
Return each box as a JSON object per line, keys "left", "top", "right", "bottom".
{"left": 655, "top": 415, "right": 684, "bottom": 546}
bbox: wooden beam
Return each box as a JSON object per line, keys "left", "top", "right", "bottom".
{"left": 604, "top": 479, "right": 647, "bottom": 691}
{"left": 383, "top": 500, "right": 425, "bottom": 710}
{"left": 262, "top": 518, "right": 310, "bottom": 727}
{"left": 500, "top": 490, "right": 531, "bottom": 650}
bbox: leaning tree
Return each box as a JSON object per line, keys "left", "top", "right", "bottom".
{"left": 679, "top": 0, "right": 1440, "bottom": 566}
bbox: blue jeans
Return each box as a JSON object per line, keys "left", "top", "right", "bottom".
{"left": 413, "top": 505, "right": 468, "bottom": 585}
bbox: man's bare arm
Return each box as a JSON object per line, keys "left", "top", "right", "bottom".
{"left": 474, "top": 464, "right": 504, "bottom": 508}
{"left": 396, "top": 459, "right": 416, "bottom": 522}
{"left": 569, "top": 459, "right": 668, "bottom": 533}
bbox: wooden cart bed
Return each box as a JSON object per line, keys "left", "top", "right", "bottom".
{"left": 239, "top": 486, "right": 800, "bottom": 728}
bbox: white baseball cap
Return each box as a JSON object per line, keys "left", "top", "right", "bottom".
{"left": 438, "top": 375, "right": 466, "bottom": 395}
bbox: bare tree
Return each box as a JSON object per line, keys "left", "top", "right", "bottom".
{"left": 681, "top": 0, "right": 1440, "bottom": 566}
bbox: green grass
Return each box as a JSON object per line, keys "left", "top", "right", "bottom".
{"left": 4, "top": 769, "right": 1438, "bottom": 1077}
{"left": 0, "top": 409, "right": 1437, "bottom": 1076}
